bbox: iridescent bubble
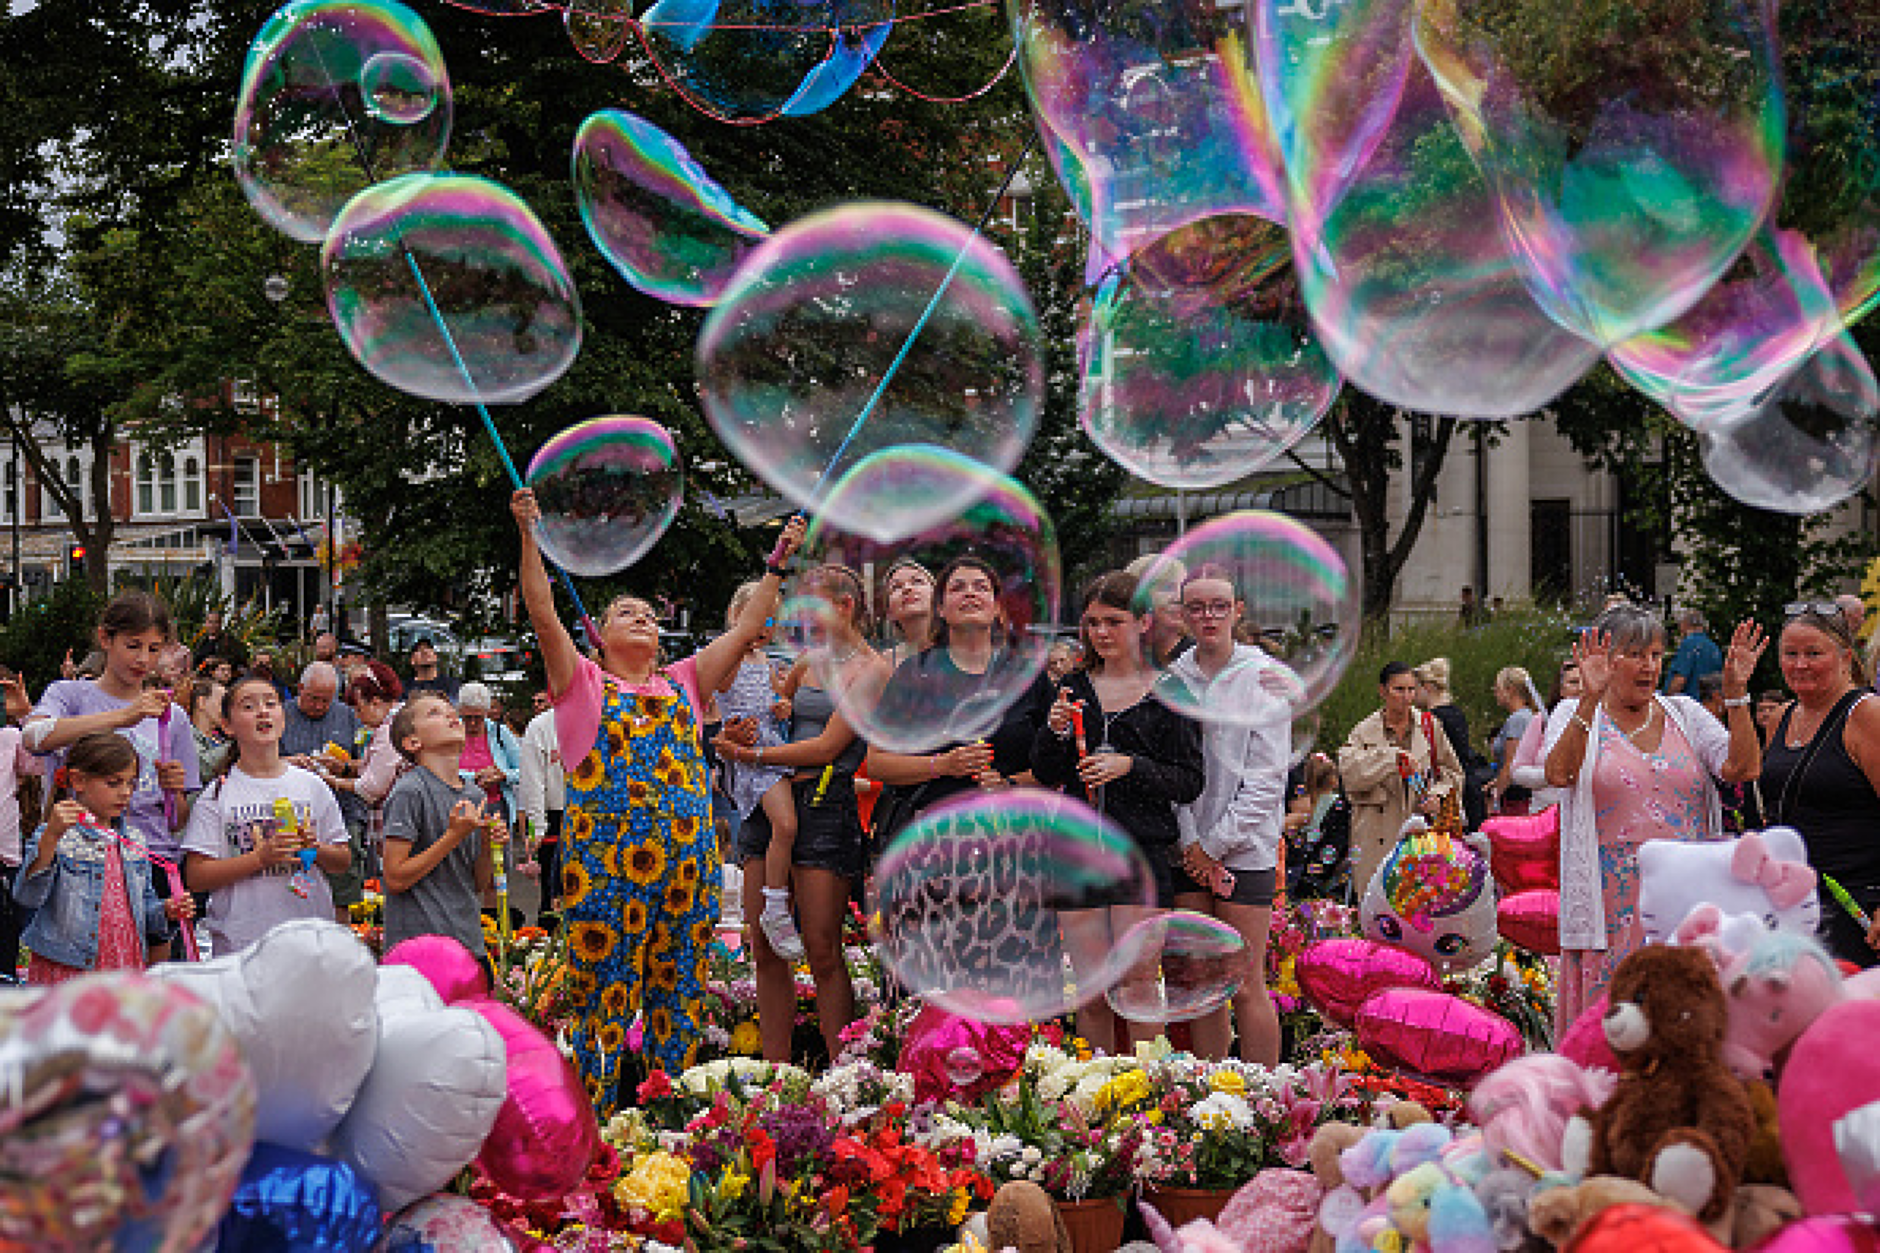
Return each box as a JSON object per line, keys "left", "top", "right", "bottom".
{"left": 1136, "top": 510, "right": 1358, "bottom": 727}
{"left": 1080, "top": 216, "right": 1340, "bottom": 490}
{"left": 1701, "top": 333, "right": 1879, "bottom": 515}
{"left": 322, "top": 173, "right": 583, "bottom": 405}
{"left": 1254, "top": 0, "right": 1598, "bottom": 417}
{"left": 572, "top": 109, "right": 770, "bottom": 309}
{"left": 1416, "top": 0, "right": 1784, "bottom": 347}
{"left": 1786, "top": 0, "right": 1880, "bottom": 327}
{"left": 784, "top": 464, "right": 1060, "bottom": 754}
{"left": 566, "top": 0, "right": 633, "bottom": 63}
{"left": 525, "top": 417, "right": 683, "bottom": 575}
{"left": 637, "top": 0, "right": 893, "bottom": 123}
{"left": 870, "top": 793, "right": 1157, "bottom": 1025}
{"left": 698, "top": 202, "right": 1042, "bottom": 517}
{"left": 1290, "top": 711, "right": 1321, "bottom": 768}
{"left": 943, "top": 1047, "right": 985, "bottom": 1088}
{"left": 1009, "top": 0, "right": 1284, "bottom": 276}
{"left": 1105, "top": 911, "right": 1250, "bottom": 1024}
{"left": 234, "top": 0, "right": 452, "bottom": 244}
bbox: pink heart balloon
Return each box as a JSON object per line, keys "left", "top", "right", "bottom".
{"left": 1558, "top": 993, "right": 1620, "bottom": 1074}
{"left": 1355, "top": 988, "right": 1523, "bottom": 1087}
{"left": 1484, "top": 808, "right": 1560, "bottom": 894}
{"left": 1781, "top": 1000, "right": 1880, "bottom": 1216}
{"left": 1498, "top": 889, "right": 1561, "bottom": 955}
{"left": 898, "top": 1004, "right": 1029, "bottom": 1106}
{"left": 1750, "top": 1214, "right": 1880, "bottom": 1253}
{"left": 383, "top": 934, "right": 490, "bottom": 1004}
{"left": 468, "top": 999, "right": 601, "bottom": 1201}
{"left": 1296, "top": 937, "right": 1441, "bottom": 1027}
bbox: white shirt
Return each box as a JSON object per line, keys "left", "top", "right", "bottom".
{"left": 517, "top": 709, "right": 565, "bottom": 842}
{"left": 181, "top": 764, "right": 348, "bottom": 955}
{"left": 1170, "top": 644, "right": 1292, "bottom": 872}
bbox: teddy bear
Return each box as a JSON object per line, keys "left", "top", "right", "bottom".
{"left": 1562, "top": 945, "right": 1755, "bottom": 1225}
{"left": 986, "top": 1180, "right": 1070, "bottom": 1253}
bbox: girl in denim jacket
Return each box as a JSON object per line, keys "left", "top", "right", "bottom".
{"left": 13, "top": 733, "right": 178, "bottom": 982}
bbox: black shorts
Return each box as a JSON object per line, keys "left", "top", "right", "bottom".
{"left": 1169, "top": 862, "right": 1278, "bottom": 908}
{"left": 736, "top": 774, "right": 867, "bottom": 880}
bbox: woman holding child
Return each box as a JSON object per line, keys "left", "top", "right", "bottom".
{"left": 513, "top": 490, "right": 804, "bottom": 1111}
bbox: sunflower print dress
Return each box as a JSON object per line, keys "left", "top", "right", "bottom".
{"left": 560, "top": 673, "right": 717, "bottom": 1111}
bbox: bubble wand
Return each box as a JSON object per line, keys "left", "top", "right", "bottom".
{"left": 490, "top": 814, "right": 512, "bottom": 980}
{"left": 156, "top": 696, "right": 178, "bottom": 831}
{"left": 77, "top": 808, "right": 200, "bottom": 961}
{"left": 275, "top": 796, "right": 317, "bottom": 899}
{"left": 1824, "top": 873, "right": 1872, "bottom": 930}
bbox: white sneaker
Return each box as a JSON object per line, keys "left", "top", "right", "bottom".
{"left": 760, "top": 907, "right": 806, "bottom": 962}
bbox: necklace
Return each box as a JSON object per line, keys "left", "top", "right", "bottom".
{"left": 1608, "top": 701, "right": 1658, "bottom": 747}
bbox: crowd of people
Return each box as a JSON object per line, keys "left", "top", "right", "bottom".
{"left": 8, "top": 518, "right": 1879, "bottom": 1121}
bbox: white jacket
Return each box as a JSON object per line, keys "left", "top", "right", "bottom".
{"left": 1541, "top": 694, "right": 1728, "bottom": 950}
{"left": 518, "top": 709, "right": 565, "bottom": 842}
{"left": 1170, "top": 645, "right": 1292, "bottom": 872}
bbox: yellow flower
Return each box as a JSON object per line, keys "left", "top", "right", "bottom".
{"left": 1097, "top": 1069, "right": 1152, "bottom": 1112}
{"left": 676, "top": 856, "right": 700, "bottom": 886}
{"left": 615, "top": 1151, "right": 691, "bottom": 1220}
{"left": 622, "top": 898, "right": 650, "bottom": 936}
{"left": 601, "top": 983, "right": 631, "bottom": 1019}
{"left": 562, "top": 862, "right": 593, "bottom": 908}
{"left": 719, "top": 1171, "right": 750, "bottom": 1202}
{"left": 1209, "top": 1070, "right": 1247, "bottom": 1097}
{"left": 564, "top": 809, "right": 596, "bottom": 844}
{"left": 625, "top": 840, "right": 667, "bottom": 886}
{"left": 947, "top": 1188, "right": 970, "bottom": 1226}
{"left": 730, "top": 1021, "right": 763, "bottom": 1056}
{"left": 663, "top": 879, "right": 697, "bottom": 916}
{"left": 598, "top": 1020, "right": 626, "bottom": 1054}
{"left": 1073, "top": 1037, "right": 1094, "bottom": 1062}
{"left": 649, "top": 1006, "right": 675, "bottom": 1041}
{"left": 570, "top": 753, "right": 606, "bottom": 790}
{"left": 570, "top": 921, "right": 619, "bottom": 963}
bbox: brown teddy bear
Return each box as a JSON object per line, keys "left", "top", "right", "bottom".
{"left": 1564, "top": 945, "right": 1755, "bottom": 1225}
{"left": 987, "top": 1180, "right": 1070, "bottom": 1253}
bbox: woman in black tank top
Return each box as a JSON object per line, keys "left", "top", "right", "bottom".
{"left": 1762, "top": 604, "right": 1880, "bottom": 966}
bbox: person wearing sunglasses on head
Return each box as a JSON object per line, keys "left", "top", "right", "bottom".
{"left": 1760, "top": 601, "right": 1880, "bottom": 968}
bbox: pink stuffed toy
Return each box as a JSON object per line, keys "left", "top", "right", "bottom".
{"left": 1469, "top": 1054, "right": 1617, "bottom": 1173}
{"left": 1142, "top": 1169, "right": 1322, "bottom": 1253}
{"left": 1716, "top": 929, "right": 1845, "bottom": 1081}
{"left": 1781, "top": 999, "right": 1880, "bottom": 1215}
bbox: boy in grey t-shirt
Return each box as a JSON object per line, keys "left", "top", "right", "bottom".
{"left": 381, "top": 693, "right": 507, "bottom": 956}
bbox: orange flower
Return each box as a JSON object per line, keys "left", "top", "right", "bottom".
{"left": 825, "top": 1185, "right": 849, "bottom": 1219}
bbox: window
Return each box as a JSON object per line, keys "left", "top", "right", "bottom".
{"left": 297, "top": 469, "right": 334, "bottom": 521}
{"left": 184, "top": 458, "right": 201, "bottom": 512}
{"left": 3, "top": 459, "right": 13, "bottom": 522}
{"left": 232, "top": 456, "right": 260, "bottom": 518}
{"left": 66, "top": 457, "right": 82, "bottom": 517}
{"left": 231, "top": 378, "right": 261, "bottom": 414}
{"left": 158, "top": 451, "right": 176, "bottom": 514}
{"left": 137, "top": 452, "right": 155, "bottom": 515}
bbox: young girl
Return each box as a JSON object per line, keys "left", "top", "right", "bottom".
{"left": 181, "top": 675, "right": 351, "bottom": 955}
{"left": 715, "top": 581, "right": 804, "bottom": 961}
{"left": 14, "top": 733, "right": 183, "bottom": 982}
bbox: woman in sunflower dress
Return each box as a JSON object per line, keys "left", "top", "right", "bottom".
{"left": 513, "top": 490, "right": 804, "bottom": 1110}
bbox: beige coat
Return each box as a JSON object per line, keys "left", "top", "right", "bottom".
{"left": 1338, "top": 709, "right": 1465, "bottom": 892}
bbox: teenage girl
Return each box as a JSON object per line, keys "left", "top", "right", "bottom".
{"left": 181, "top": 675, "right": 350, "bottom": 955}
{"left": 14, "top": 732, "right": 182, "bottom": 982}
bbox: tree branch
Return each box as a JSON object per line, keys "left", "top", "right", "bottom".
{"left": 0, "top": 399, "right": 86, "bottom": 536}
{"left": 1281, "top": 444, "right": 1351, "bottom": 499}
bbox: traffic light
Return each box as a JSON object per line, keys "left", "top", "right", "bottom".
{"left": 66, "top": 543, "right": 85, "bottom": 579}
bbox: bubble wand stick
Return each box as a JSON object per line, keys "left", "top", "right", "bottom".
{"left": 1824, "top": 873, "right": 1873, "bottom": 930}
{"left": 156, "top": 697, "right": 178, "bottom": 830}
{"left": 275, "top": 796, "right": 316, "bottom": 899}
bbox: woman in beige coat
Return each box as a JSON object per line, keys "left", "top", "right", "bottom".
{"left": 1338, "top": 661, "right": 1465, "bottom": 892}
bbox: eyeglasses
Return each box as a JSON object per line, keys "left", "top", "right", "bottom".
{"left": 1785, "top": 601, "right": 1846, "bottom": 621}
{"left": 1182, "top": 600, "right": 1236, "bottom": 619}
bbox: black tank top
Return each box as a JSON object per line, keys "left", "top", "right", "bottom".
{"left": 1762, "top": 690, "right": 1880, "bottom": 888}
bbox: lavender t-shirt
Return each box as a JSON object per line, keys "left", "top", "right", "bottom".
{"left": 30, "top": 680, "right": 202, "bottom": 862}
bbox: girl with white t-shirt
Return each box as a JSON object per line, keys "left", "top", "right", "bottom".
{"left": 182, "top": 675, "right": 349, "bottom": 955}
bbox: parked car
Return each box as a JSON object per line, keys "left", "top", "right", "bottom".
{"left": 463, "top": 637, "right": 531, "bottom": 685}
{"left": 386, "top": 616, "right": 461, "bottom": 662}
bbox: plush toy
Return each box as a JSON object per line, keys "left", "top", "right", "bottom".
{"left": 1309, "top": 1123, "right": 1371, "bottom": 1253}
{"left": 1386, "top": 1161, "right": 1496, "bottom": 1253}
{"left": 1470, "top": 1054, "right": 1617, "bottom": 1174}
{"left": 1473, "top": 1167, "right": 1546, "bottom": 1253}
{"left": 1526, "top": 1177, "right": 1679, "bottom": 1248}
{"left": 1636, "top": 828, "right": 1820, "bottom": 946}
{"left": 986, "top": 1180, "right": 1069, "bottom": 1253}
{"left": 1779, "top": 998, "right": 1880, "bottom": 1215}
{"left": 1566, "top": 945, "right": 1755, "bottom": 1225}
{"left": 1362, "top": 824, "right": 1499, "bottom": 974}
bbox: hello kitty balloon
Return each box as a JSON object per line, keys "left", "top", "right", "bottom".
{"left": 1638, "top": 827, "right": 1821, "bottom": 945}
{"left": 1361, "top": 822, "right": 1499, "bottom": 973}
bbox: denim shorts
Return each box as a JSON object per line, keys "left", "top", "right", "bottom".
{"left": 1169, "top": 862, "right": 1278, "bottom": 908}
{"left": 736, "top": 774, "right": 867, "bottom": 881}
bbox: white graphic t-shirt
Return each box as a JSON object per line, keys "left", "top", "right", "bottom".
{"left": 182, "top": 764, "right": 347, "bottom": 955}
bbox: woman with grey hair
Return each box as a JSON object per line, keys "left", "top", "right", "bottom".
{"left": 1543, "top": 603, "right": 1765, "bottom": 1030}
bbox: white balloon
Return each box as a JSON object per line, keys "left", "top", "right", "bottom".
{"left": 152, "top": 919, "right": 378, "bottom": 1149}
{"left": 331, "top": 968, "right": 508, "bottom": 1210}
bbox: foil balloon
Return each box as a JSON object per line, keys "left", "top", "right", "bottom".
{"left": 375, "top": 1194, "right": 519, "bottom": 1251}
{"left": 1753, "top": 1216, "right": 1880, "bottom": 1253}
{"left": 383, "top": 932, "right": 491, "bottom": 1003}
{"left": 1354, "top": 988, "right": 1523, "bottom": 1088}
{"left": 151, "top": 918, "right": 377, "bottom": 1150}
{"left": 1294, "top": 936, "right": 1441, "bottom": 1027}
{"left": 898, "top": 1003, "right": 1029, "bottom": 1105}
{"left": 1566, "top": 1203, "right": 1727, "bottom": 1253}
{"left": 217, "top": 1142, "right": 383, "bottom": 1253}
{"left": 0, "top": 974, "right": 258, "bottom": 1253}
{"left": 1483, "top": 808, "right": 1560, "bottom": 894}
{"left": 329, "top": 966, "right": 508, "bottom": 1211}
{"left": 1361, "top": 828, "right": 1498, "bottom": 973}
{"left": 1557, "top": 994, "right": 1621, "bottom": 1075}
{"left": 1497, "top": 890, "right": 1561, "bottom": 956}
{"left": 470, "top": 999, "right": 602, "bottom": 1201}
{"left": 524, "top": 416, "right": 684, "bottom": 577}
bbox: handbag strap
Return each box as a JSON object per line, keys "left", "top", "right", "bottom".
{"left": 1775, "top": 689, "right": 1863, "bottom": 826}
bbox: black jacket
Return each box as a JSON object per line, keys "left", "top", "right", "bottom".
{"left": 1031, "top": 670, "right": 1205, "bottom": 849}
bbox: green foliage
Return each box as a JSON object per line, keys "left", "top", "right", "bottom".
{"left": 1314, "top": 603, "right": 1582, "bottom": 756}
{"left": 111, "top": 569, "right": 286, "bottom": 657}
{"left": 0, "top": 579, "right": 105, "bottom": 692}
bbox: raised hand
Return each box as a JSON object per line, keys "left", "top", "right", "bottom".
{"left": 1722, "top": 619, "right": 1768, "bottom": 695}
{"left": 1571, "top": 629, "right": 1613, "bottom": 702}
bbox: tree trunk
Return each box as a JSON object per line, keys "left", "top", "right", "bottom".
{"left": 1323, "top": 395, "right": 1461, "bottom": 623}
{"left": 86, "top": 431, "right": 114, "bottom": 595}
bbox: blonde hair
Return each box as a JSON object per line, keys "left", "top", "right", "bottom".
{"left": 725, "top": 581, "right": 763, "bottom": 629}
{"left": 1414, "top": 657, "right": 1453, "bottom": 700}
{"left": 1495, "top": 665, "right": 1537, "bottom": 710}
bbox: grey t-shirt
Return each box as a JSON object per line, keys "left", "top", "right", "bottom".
{"left": 282, "top": 700, "right": 367, "bottom": 826}
{"left": 382, "top": 764, "right": 487, "bottom": 956}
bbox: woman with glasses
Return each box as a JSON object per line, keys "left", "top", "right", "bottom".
{"left": 1760, "top": 602, "right": 1880, "bottom": 967}
{"left": 1543, "top": 603, "right": 1765, "bottom": 1029}
{"left": 1032, "top": 570, "right": 1204, "bottom": 1054}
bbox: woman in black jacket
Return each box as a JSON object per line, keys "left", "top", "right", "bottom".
{"left": 1033, "top": 570, "right": 1204, "bottom": 1053}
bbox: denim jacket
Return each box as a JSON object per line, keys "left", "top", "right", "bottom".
{"left": 13, "top": 820, "right": 168, "bottom": 968}
{"left": 459, "top": 722, "right": 523, "bottom": 825}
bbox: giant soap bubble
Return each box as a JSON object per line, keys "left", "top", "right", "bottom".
{"left": 1701, "top": 333, "right": 1879, "bottom": 514}
{"left": 1080, "top": 216, "right": 1340, "bottom": 489}
{"left": 322, "top": 172, "right": 582, "bottom": 404}
{"left": 573, "top": 108, "right": 770, "bottom": 308}
{"left": 637, "top": 0, "right": 893, "bottom": 123}
{"left": 1105, "top": 910, "right": 1252, "bottom": 1024}
{"left": 525, "top": 417, "right": 684, "bottom": 575}
{"left": 1254, "top": 0, "right": 1600, "bottom": 417}
{"left": 698, "top": 202, "right": 1041, "bottom": 519}
{"left": 234, "top": 0, "right": 451, "bottom": 244}
{"left": 1135, "top": 510, "right": 1358, "bottom": 728}
{"left": 871, "top": 793, "right": 1159, "bottom": 1024}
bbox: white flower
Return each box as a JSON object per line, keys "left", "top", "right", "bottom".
{"left": 1021, "top": 1146, "right": 1042, "bottom": 1164}
{"left": 1191, "top": 1092, "right": 1255, "bottom": 1132}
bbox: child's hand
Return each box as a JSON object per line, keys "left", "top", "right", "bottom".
{"left": 254, "top": 827, "right": 296, "bottom": 870}
{"left": 485, "top": 815, "right": 510, "bottom": 847}
{"left": 46, "top": 799, "right": 85, "bottom": 842}
{"left": 1, "top": 672, "right": 29, "bottom": 721}
{"left": 511, "top": 489, "right": 541, "bottom": 532}
{"left": 445, "top": 798, "right": 486, "bottom": 843}
{"left": 155, "top": 760, "right": 189, "bottom": 791}
{"left": 164, "top": 894, "right": 196, "bottom": 921}
{"left": 124, "top": 687, "right": 172, "bottom": 725}
{"left": 770, "top": 697, "right": 792, "bottom": 723}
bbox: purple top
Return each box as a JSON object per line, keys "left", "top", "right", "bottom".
{"left": 30, "top": 680, "right": 202, "bottom": 862}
